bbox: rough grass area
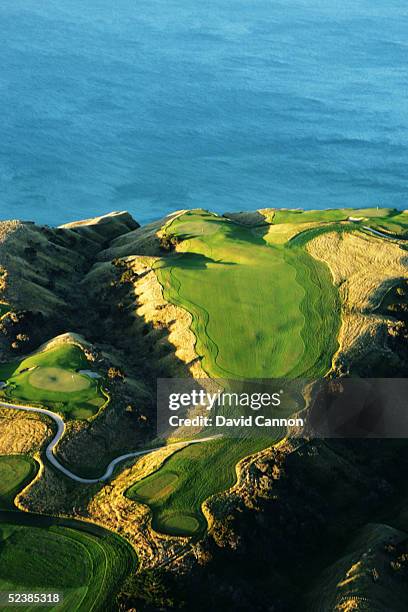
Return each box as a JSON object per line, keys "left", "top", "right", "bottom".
{"left": 269, "top": 208, "right": 408, "bottom": 245}
{"left": 0, "top": 412, "right": 50, "bottom": 455}
{"left": 367, "top": 212, "right": 408, "bottom": 237}
{"left": 0, "top": 455, "right": 37, "bottom": 510}
{"left": 376, "top": 280, "right": 408, "bottom": 317}
{"left": 306, "top": 229, "right": 408, "bottom": 374}
{"left": 0, "top": 513, "right": 136, "bottom": 612}
{"left": 0, "top": 344, "right": 105, "bottom": 420}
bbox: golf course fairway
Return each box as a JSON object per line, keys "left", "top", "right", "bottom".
{"left": 0, "top": 455, "right": 37, "bottom": 510}
{"left": 0, "top": 512, "right": 135, "bottom": 612}
{"left": 128, "top": 210, "right": 341, "bottom": 536}
{"left": 156, "top": 210, "right": 339, "bottom": 378}
{"left": 127, "top": 437, "right": 279, "bottom": 537}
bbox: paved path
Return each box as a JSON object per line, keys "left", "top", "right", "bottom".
{"left": 362, "top": 226, "right": 406, "bottom": 240}
{"left": 0, "top": 401, "right": 217, "bottom": 484}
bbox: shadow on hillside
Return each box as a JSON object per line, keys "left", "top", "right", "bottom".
{"left": 159, "top": 252, "right": 237, "bottom": 270}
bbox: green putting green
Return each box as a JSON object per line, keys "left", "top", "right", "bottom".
{"left": 128, "top": 210, "right": 341, "bottom": 537}
{"left": 160, "top": 514, "right": 201, "bottom": 537}
{"left": 0, "top": 344, "right": 105, "bottom": 420}
{"left": 0, "top": 456, "right": 37, "bottom": 510}
{"left": 0, "top": 513, "right": 136, "bottom": 612}
{"left": 28, "top": 367, "right": 91, "bottom": 392}
{"left": 127, "top": 437, "right": 273, "bottom": 537}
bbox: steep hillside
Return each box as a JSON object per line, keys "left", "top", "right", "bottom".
{"left": 1, "top": 208, "right": 408, "bottom": 612}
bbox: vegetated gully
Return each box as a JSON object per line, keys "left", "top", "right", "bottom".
{"left": 0, "top": 221, "right": 218, "bottom": 485}
{"left": 0, "top": 400, "right": 217, "bottom": 484}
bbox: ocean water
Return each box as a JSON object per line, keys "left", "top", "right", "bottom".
{"left": 0, "top": 0, "right": 407, "bottom": 226}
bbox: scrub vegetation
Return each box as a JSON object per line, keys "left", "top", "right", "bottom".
{"left": 0, "top": 304, "right": 10, "bottom": 318}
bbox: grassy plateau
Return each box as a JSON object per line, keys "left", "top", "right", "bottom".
{"left": 0, "top": 343, "right": 106, "bottom": 419}
{"left": 128, "top": 209, "right": 344, "bottom": 536}
{"left": 156, "top": 210, "right": 340, "bottom": 379}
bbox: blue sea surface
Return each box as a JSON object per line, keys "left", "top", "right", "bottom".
{"left": 0, "top": 0, "right": 407, "bottom": 226}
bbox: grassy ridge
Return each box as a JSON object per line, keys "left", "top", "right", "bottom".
{"left": 0, "top": 456, "right": 37, "bottom": 510}
{"left": 307, "top": 523, "right": 408, "bottom": 612}
{"left": 127, "top": 210, "right": 341, "bottom": 536}
{"left": 0, "top": 344, "right": 105, "bottom": 419}
{"left": 272, "top": 207, "right": 385, "bottom": 224}
{"left": 155, "top": 211, "right": 339, "bottom": 378}
{"left": 0, "top": 512, "right": 136, "bottom": 612}
{"left": 270, "top": 208, "right": 408, "bottom": 245}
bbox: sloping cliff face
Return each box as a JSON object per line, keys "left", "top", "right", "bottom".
{"left": 0, "top": 211, "right": 137, "bottom": 314}
{"left": 2, "top": 208, "right": 408, "bottom": 612}
{"left": 0, "top": 209, "right": 208, "bottom": 569}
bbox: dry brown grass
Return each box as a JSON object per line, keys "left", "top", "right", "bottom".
{"left": 0, "top": 220, "right": 22, "bottom": 243}
{"left": 0, "top": 212, "right": 139, "bottom": 317}
{"left": 0, "top": 223, "right": 74, "bottom": 313}
{"left": 128, "top": 256, "right": 207, "bottom": 379}
{"left": 307, "top": 231, "right": 408, "bottom": 370}
{"left": 60, "top": 211, "right": 139, "bottom": 245}
{"left": 0, "top": 408, "right": 52, "bottom": 454}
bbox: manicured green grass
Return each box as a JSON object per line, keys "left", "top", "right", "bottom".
{"left": 129, "top": 210, "right": 341, "bottom": 536}
{"left": 131, "top": 471, "right": 179, "bottom": 504}
{"left": 0, "top": 344, "right": 106, "bottom": 420}
{"left": 288, "top": 221, "right": 358, "bottom": 247}
{"left": 156, "top": 210, "right": 340, "bottom": 379}
{"left": 0, "top": 513, "right": 136, "bottom": 612}
{"left": 366, "top": 212, "right": 408, "bottom": 237}
{"left": 127, "top": 437, "right": 275, "bottom": 537}
{"left": 0, "top": 456, "right": 37, "bottom": 510}
{"left": 28, "top": 367, "right": 91, "bottom": 392}
{"left": 133, "top": 208, "right": 405, "bottom": 537}
{"left": 272, "top": 207, "right": 397, "bottom": 225}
